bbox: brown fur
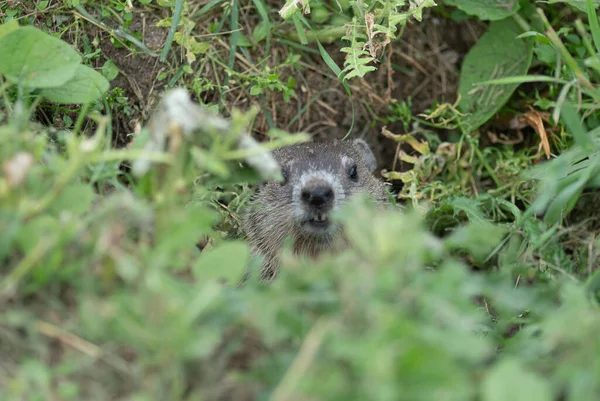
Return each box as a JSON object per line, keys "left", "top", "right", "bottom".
{"left": 242, "top": 139, "right": 390, "bottom": 281}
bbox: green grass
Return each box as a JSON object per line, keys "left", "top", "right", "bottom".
{"left": 2, "top": 0, "right": 600, "bottom": 400}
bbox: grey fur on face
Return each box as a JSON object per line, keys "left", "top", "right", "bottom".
{"left": 241, "top": 138, "right": 389, "bottom": 281}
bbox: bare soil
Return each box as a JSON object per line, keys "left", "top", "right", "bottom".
{"left": 76, "top": 4, "right": 486, "bottom": 173}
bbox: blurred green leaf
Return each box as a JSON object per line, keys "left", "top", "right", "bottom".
{"left": 15, "top": 215, "right": 59, "bottom": 254}
{"left": 482, "top": 358, "right": 552, "bottom": 401}
{"left": 41, "top": 64, "right": 110, "bottom": 104}
{"left": 444, "top": 220, "right": 506, "bottom": 262}
{"left": 0, "top": 19, "right": 20, "bottom": 40}
{"left": 0, "top": 26, "right": 81, "bottom": 88}
{"left": 444, "top": 0, "right": 520, "bottom": 20}
{"left": 48, "top": 183, "right": 96, "bottom": 216}
{"left": 192, "top": 240, "right": 249, "bottom": 283}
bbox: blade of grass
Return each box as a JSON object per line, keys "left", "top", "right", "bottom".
{"left": 73, "top": 5, "right": 158, "bottom": 57}
{"left": 537, "top": 7, "right": 600, "bottom": 102}
{"left": 193, "top": 0, "right": 226, "bottom": 17}
{"left": 292, "top": 14, "right": 308, "bottom": 45}
{"left": 160, "top": 0, "right": 184, "bottom": 62}
{"left": 575, "top": 19, "right": 598, "bottom": 58}
{"left": 252, "top": 0, "right": 272, "bottom": 52}
{"left": 222, "top": 0, "right": 240, "bottom": 98}
{"left": 561, "top": 101, "right": 596, "bottom": 151}
{"left": 477, "top": 75, "right": 570, "bottom": 86}
{"left": 552, "top": 79, "right": 577, "bottom": 123}
{"left": 316, "top": 36, "right": 356, "bottom": 139}
{"left": 553, "top": 78, "right": 577, "bottom": 124}
{"left": 586, "top": 0, "right": 600, "bottom": 54}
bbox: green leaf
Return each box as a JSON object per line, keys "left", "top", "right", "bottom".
{"left": 444, "top": 221, "right": 506, "bottom": 263}
{"left": 190, "top": 147, "right": 231, "bottom": 178}
{"left": 40, "top": 64, "right": 109, "bottom": 104}
{"left": 252, "top": 21, "right": 271, "bottom": 44}
{"left": 251, "top": 0, "right": 270, "bottom": 21}
{"left": 250, "top": 85, "right": 262, "bottom": 96}
{"left": 0, "top": 19, "right": 20, "bottom": 40}
{"left": 101, "top": 59, "right": 119, "bottom": 81}
{"left": 48, "top": 183, "right": 96, "bottom": 216}
{"left": 443, "top": 0, "right": 520, "bottom": 21}
{"left": 192, "top": 240, "right": 249, "bottom": 284}
{"left": 547, "top": 0, "right": 599, "bottom": 12}
{"left": 586, "top": 0, "right": 600, "bottom": 60}
{"left": 237, "top": 34, "right": 253, "bottom": 47}
{"left": 0, "top": 26, "right": 81, "bottom": 88}
{"left": 543, "top": 176, "right": 587, "bottom": 224}
{"left": 561, "top": 102, "right": 596, "bottom": 151}
{"left": 482, "top": 358, "right": 552, "bottom": 401}
{"left": 154, "top": 206, "right": 219, "bottom": 256}
{"left": 15, "top": 215, "right": 59, "bottom": 254}
{"left": 584, "top": 55, "right": 600, "bottom": 73}
{"left": 516, "top": 31, "right": 550, "bottom": 44}
{"left": 292, "top": 14, "right": 308, "bottom": 45}
{"left": 0, "top": 209, "right": 22, "bottom": 261}
{"left": 458, "top": 18, "right": 533, "bottom": 132}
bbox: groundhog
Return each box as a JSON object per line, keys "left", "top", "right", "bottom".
{"left": 242, "top": 138, "right": 391, "bottom": 281}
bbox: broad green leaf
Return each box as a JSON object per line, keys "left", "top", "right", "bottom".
{"left": 0, "top": 19, "right": 19, "bottom": 40}
{"left": 40, "top": 64, "right": 109, "bottom": 104}
{"left": 190, "top": 147, "right": 230, "bottom": 178}
{"left": 153, "top": 206, "right": 219, "bottom": 258}
{"left": 482, "top": 358, "right": 552, "bottom": 401}
{"left": 446, "top": 197, "right": 488, "bottom": 224}
{"left": 48, "top": 183, "right": 96, "bottom": 216}
{"left": 101, "top": 59, "right": 119, "bottom": 81}
{"left": 192, "top": 240, "right": 249, "bottom": 284}
{"left": 250, "top": 85, "right": 262, "bottom": 96}
{"left": 0, "top": 26, "right": 81, "bottom": 88}
{"left": 443, "top": 0, "right": 520, "bottom": 21}
{"left": 236, "top": 34, "right": 253, "bottom": 47}
{"left": 548, "top": 0, "right": 599, "bottom": 12}
{"left": 443, "top": 221, "right": 506, "bottom": 262}
{"left": 252, "top": 21, "right": 271, "bottom": 44}
{"left": 15, "top": 215, "right": 59, "bottom": 253}
{"left": 457, "top": 18, "right": 533, "bottom": 132}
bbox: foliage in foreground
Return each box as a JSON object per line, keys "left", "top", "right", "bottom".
{"left": 2, "top": 1, "right": 600, "bottom": 401}
{"left": 1, "top": 88, "right": 600, "bottom": 400}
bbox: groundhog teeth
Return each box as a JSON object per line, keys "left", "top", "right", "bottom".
{"left": 313, "top": 213, "right": 327, "bottom": 222}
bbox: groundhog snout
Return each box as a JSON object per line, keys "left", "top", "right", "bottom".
{"left": 301, "top": 181, "right": 334, "bottom": 210}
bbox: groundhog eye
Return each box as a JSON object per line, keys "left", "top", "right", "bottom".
{"left": 348, "top": 164, "right": 358, "bottom": 181}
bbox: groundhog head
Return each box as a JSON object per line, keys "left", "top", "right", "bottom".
{"left": 257, "top": 138, "right": 384, "bottom": 238}
{"left": 242, "top": 138, "right": 390, "bottom": 280}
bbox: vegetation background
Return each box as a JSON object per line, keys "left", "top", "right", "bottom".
{"left": 2, "top": 0, "right": 600, "bottom": 400}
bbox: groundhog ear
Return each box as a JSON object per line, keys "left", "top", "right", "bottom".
{"left": 353, "top": 138, "right": 377, "bottom": 173}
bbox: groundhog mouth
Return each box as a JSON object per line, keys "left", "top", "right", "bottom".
{"left": 305, "top": 211, "right": 329, "bottom": 228}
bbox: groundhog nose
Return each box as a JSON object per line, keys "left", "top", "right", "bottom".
{"left": 302, "top": 184, "right": 334, "bottom": 207}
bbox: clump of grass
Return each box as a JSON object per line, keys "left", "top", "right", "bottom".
{"left": 2, "top": 0, "right": 600, "bottom": 400}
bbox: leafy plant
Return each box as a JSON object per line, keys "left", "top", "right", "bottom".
{"left": 457, "top": 17, "right": 534, "bottom": 133}
{"left": 0, "top": 21, "right": 109, "bottom": 105}
{"left": 279, "top": 0, "right": 437, "bottom": 80}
